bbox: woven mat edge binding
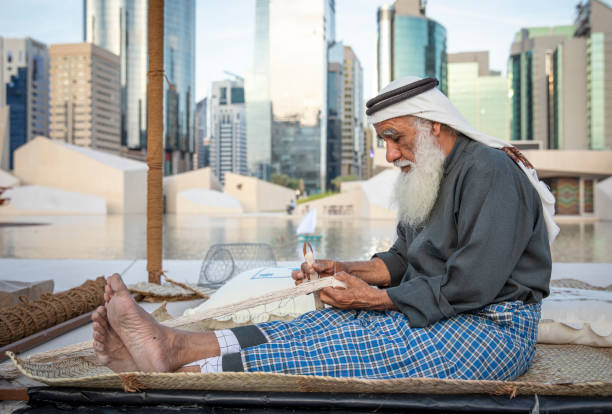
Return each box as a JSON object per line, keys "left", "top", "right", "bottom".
{"left": 7, "top": 352, "right": 612, "bottom": 397}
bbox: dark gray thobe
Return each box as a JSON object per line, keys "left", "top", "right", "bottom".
{"left": 374, "top": 135, "right": 552, "bottom": 328}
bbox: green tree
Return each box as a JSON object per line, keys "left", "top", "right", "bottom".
{"left": 270, "top": 173, "right": 300, "bottom": 190}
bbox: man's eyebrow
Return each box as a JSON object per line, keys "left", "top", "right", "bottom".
{"left": 381, "top": 128, "right": 398, "bottom": 137}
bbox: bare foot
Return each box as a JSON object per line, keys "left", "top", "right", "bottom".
{"left": 105, "top": 273, "right": 178, "bottom": 372}
{"left": 92, "top": 306, "right": 139, "bottom": 373}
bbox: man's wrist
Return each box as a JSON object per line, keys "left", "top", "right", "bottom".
{"left": 368, "top": 289, "right": 397, "bottom": 311}
{"left": 343, "top": 259, "right": 391, "bottom": 287}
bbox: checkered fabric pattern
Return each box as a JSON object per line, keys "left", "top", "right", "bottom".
{"left": 238, "top": 301, "right": 540, "bottom": 380}
{"left": 184, "top": 355, "right": 223, "bottom": 373}
{"left": 215, "top": 329, "right": 241, "bottom": 355}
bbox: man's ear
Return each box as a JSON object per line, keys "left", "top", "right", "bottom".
{"left": 431, "top": 122, "right": 442, "bottom": 137}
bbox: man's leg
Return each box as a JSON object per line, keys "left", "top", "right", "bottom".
{"left": 256, "top": 308, "right": 357, "bottom": 342}
{"left": 179, "top": 326, "right": 268, "bottom": 373}
{"left": 222, "top": 310, "right": 421, "bottom": 377}
{"left": 220, "top": 302, "right": 540, "bottom": 380}
{"left": 179, "top": 306, "right": 360, "bottom": 373}
{"left": 181, "top": 309, "right": 360, "bottom": 374}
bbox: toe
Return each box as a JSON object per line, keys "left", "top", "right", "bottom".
{"left": 92, "top": 308, "right": 101, "bottom": 323}
{"left": 93, "top": 306, "right": 104, "bottom": 318}
{"left": 93, "top": 307, "right": 107, "bottom": 324}
{"left": 108, "top": 273, "right": 129, "bottom": 295}
{"left": 93, "top": 331, "right": 105, "bottom": 342}
{"left": 104, "top": 285, "right": 112, "bottom": 302}
{"left": 93, "top": 321, "right": 105, "bottom": 335}
{"left": 93, "top": 340, "right": 104, "bottom": 352}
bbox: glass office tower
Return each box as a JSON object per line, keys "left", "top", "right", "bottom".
{"left": 245, "top": 0, "right": 272, "bottom": 180}
{"left": 448, "top": 52, "right": 508, "bottom": 141}
{"left": 377, "top": 0, "right": 447, "bottom": 94}
{"left": 210, "top": 79, "right": 247, "bottom": 185}
{"left": 84, "top": 0, "right": 195, "bottom": 173}
{"left": 163, "top": 0, "right": 195, "bottom": 171}
{"left": 247, "top": 0, "right": 335, "bottom": 193}
{"left": 507, "top": 26, "right": 574, "bottom": 145}
{"left": 586, "top": 33, "right": 606, "bottom": 150}
{"left": 3, "top": 38, "right": 49, "bottom": 169}
{"left": 326, "top": 41, "right": 343, "bottom": 187}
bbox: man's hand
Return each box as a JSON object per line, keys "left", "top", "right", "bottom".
{"left": 318, "top": 272, "right": 397, "bottom": 311}
{"left": 292, "top": 259, "right": 345, "bottom": 286}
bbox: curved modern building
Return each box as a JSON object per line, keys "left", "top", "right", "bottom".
{"left": 377, "top": 0, "right": 447, "bottom": 94}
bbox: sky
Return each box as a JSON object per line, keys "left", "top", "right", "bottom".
{"left": 0, "top": 0, "right": 600, "bottom": 102}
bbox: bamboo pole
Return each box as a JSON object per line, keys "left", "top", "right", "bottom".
{"left": 146, "top": 0, "right": 164, "bottom": 284}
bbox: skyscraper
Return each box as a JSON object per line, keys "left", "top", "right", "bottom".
{"left": 3, "top": 37, "right": 49, "bottom": 170}
{"left": 377, "top": 0, "right": 447, "bottom": 94}
{"left": 327, "top": 43, "right": 366, "bottom": 184}
{"left": 83, "top": 0, "right": 195, "bottom": 173}
{"left": 0, "top": 37, "right": 8, "bottom": 171}
{"left": 547, "top": 36, "right": 588, "bottom": 150}
{"left": 0, "top": 37, "right": 4, "bottom": 110}
{"left": 327, "top": 41, "right": 343, "bottom": 187}
{"left": 507, "top": 26, "right": 575, "bottom": 146}
{"left": 505, "top": 1, "right": 612, "bottom": 218}
{"left": 210, "top": 79, "right": 247, "bottom": 185}
{"left": 573, "top": 0, "right": 612, "bottom": 150}
{"left": 342, "top": 46, "right": 364, "bottom": 177}
{"left": 448, "top": 51, "right": 509, "bottom": 141}
{"left": 510, "top": 0, "right": 612, "bottom": 151}
{"left": 49, "top": 43, "right": 121, "bottom": 154}
{"left": 195, "top": 97, "right": 210, "bottom": 169}
{"left": 246, "top": 0, "right": 336, "bottom": 193}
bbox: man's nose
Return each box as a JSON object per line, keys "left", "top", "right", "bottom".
{"left": 386, "top": 142, "right": 401, "bottom": 163}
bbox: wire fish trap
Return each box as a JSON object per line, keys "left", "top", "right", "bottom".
{"left": 198, "top": 243, "right": 277, "bottom": 288}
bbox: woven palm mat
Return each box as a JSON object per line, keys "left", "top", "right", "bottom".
{"left": 129, "top": 279, "right": 215, "bottom": 303}
{"left": 550, "top": 278, "right": 612, "bottom": 291}
{"left": 5, "top": 345, "right": 612, "bottom": 397}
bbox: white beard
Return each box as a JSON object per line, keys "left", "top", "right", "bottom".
{"left": 392, "top": 128, "right": 446, "bottom": 228}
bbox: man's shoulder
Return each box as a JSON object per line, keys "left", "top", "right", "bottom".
{"left": 458, "top": 139, "right": 540, "bottom": 205}
{"left": 462, "top": 139, "right": 517, "bottom": 175}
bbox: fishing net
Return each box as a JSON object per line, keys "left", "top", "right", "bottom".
{"left": 198, "top": 243, "right": 277, "bottom": 288}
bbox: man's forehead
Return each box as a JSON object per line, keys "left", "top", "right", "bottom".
{"left": 374, "top": 116, "right": 415, "bottom": 131}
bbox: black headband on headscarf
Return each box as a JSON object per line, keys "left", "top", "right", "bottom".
{"left": 365, "top": 78, "right": 439, "bottom": 116}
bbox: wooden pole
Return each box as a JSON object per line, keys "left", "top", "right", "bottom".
{"left": 146, "top": 0, "right": 164, "bottom": 284}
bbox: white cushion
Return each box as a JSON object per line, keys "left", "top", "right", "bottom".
{"left": 539, "top": 282, "right": 612, "bottom": 347}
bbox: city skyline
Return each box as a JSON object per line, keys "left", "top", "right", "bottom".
{"left": 0, "top": 0, "right": 593, "bottom": 103}
{"left": 83, "top": 0, "right": 196, "bottom": 174}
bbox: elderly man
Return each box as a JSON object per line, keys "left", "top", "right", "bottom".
{"left": 93, "top": 77, "right": 554, "bottom": 380}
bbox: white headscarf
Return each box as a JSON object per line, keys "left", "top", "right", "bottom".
{"left": 368, "top": 76, "right": 559, "bottom": 244}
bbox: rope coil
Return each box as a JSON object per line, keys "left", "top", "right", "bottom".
{"left": 0, "top": 277, "right": 106, "bottom": 347}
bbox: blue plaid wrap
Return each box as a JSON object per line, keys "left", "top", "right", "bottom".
{"left": 238, "top": 301, "right": 540, "bottom": 380}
